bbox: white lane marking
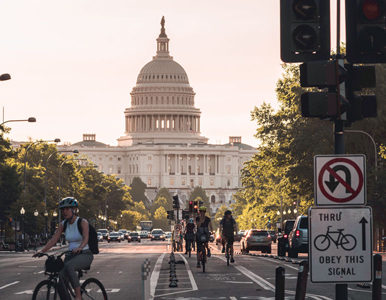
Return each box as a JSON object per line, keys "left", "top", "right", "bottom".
{"left": 234, "top": 265, "right": 273, "bottom": 291}
{"left": 38, "top": 270, "right": 44, "bottom": 274}
{"left": 0, "top": 281, "right": 20, "bottom": 290}
{"left": 226, "top": 281, "right": 253, "bottom": 284}
{"left": 258, "top": 256, "right": 299, "bottom": 271}
{"left": 150, "top": 252, "right": 166, "bottom": 300}
{"left": 178, "top": 253, "right": 198, "bottom": 291}
{"left": 383, "top": 284, "right": 386, "bottom": 289}
{"left": 230, "top": 297, "right": 237, "bottom": 300}
{"left": 14, "top": 290, "right": 33, "bottom": 295}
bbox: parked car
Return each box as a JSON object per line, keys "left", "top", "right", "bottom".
{"left": 277, "top": 219, "right": 296, "bottom": 256}
{"left": 107, "top": 232, "right": 121, "bottom": 243}
{"left": 240, "top": 229, "right": 272, "bottom": 254}
{"left": 234, "top": 231, "right": 244, "bottom": 242}
{"left": 139, "top": 231, "right": 149, "bottom": 239}
{"left": 288, "top": 215, "right": 308, "bottom": 258}
{"left": 268, "top": 230, "right": 277, "bottom": 243}
{"left": 150, "top": 229, "right": 165, "bottom": 241}
{"left": 97, "top": 232, "right": 103, "bottom": 243}
{"left": 118, "top": 229, "right": 129, "bottom": 240}
{"left": 129, "top": 232, "right": 141, "bottom": 243}
{"left": 97, "top": 229, "right": 109, "bottom": 240}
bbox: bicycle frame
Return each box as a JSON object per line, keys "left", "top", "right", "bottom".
{"left": 325, "top": 226, "right": 346, "bottom": 246}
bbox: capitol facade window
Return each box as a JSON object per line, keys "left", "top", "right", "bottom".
{"left": 182, "top": 178, "right": 186, "bottom": 186}
{"left": 170, "top": 178, "right": 174, "bottom": 186}
{"left": 148, "top": 179, "right": 152, "bottom": 186}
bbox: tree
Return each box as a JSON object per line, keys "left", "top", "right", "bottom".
{"left": 121, "top": 210, "right": 146, "bottom": 231}
{"left": 153, "top": 206, "right": 168, "bottom": 230}
{"left": 189, "top": 186, "right": 210, "bottom": 212}
{"left": 153, "top": 188, "right": 172, "bottom": 208}
{"left": 130, "top": 177, "right": 150, "bottom": 208}
{"left": 150, "top": 197, "right": 168, "bottom": 217}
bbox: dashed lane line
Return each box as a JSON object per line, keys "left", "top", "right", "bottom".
{"left": 0, "top": 281, "right": 20, "bottom": 290}
{"left": 150, "top": 252, "right": 166, "bottom": 300}
{"left": 178, "top": 252, "right": 198, "bottom": 291}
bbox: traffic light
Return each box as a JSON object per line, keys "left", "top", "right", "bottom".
{"left": 167, "top": 210, "right": 174, "bottom": 220}
{"left": 189, "top": 201, "right": 193, "bottom": 213}
{"left": 346, "top": 0, "right": 386, "bottom": 63}
{"left": 280, "top": 0, "right": 330, "bottom": 62}
{"left": 172, "top": 195, "right": 180, "bottom": 209}
{"left": 182, "top": 210, "right": 189, "bottom": 220}
{"left": 193, "top": 201, "right": 198, "bottom": 211}
{"left": 345, "top": 64, "right": 377, "bottom": 124}
{"left": 300, "top": 60, "right": 350, "bottom": 118}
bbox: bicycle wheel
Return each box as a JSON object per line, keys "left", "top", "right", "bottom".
{"left": 81, "top": 278, "right": 108, "bottom": 300}
{"left": 314, "top": 235, "right": 330, "bottom": 251}
{"left": 201, "top": 246, "right": 206, "bottom": 273}
{"left": 341, "top": 234, "right": 357, "bottom": 251}
{"left": 32, "top": 280, "right": 56, "bottom": 300}
{"left": 226, "top": 244, "right": 230, "bottom": 266}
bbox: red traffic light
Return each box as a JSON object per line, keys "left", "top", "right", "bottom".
{"left": 362, "top": 0, "right": 384, "bottom": 20}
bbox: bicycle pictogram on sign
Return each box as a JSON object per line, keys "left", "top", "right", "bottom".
{"left": 314, "top": 226, "right": 357, "bottom": 251}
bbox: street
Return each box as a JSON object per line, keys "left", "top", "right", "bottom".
{"left": 0, "top": 239, "right": 385, "bottom": 299}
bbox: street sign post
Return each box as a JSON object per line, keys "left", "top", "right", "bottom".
{"left": 309, "top": 206, "right": 373, "bottom": 283}
{"left": 174, "top": 224, "right": 182, "bottom": 231}
{"left": 314, "top": 154, "right": 366, "bottom": 205}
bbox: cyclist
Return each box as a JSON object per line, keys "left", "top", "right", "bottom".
{"left": 220, "top": 210, "right": 238, "bottom": 263}
{"left": 196, "top": 206, "right": 213, "bottom": 268}
{"left": 184, "top": 218, "right": 196, "bottom": 254}
{"left": 33, "top": 197, "right": 93, "bottom": 300}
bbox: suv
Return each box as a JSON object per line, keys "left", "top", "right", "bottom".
{"left": 288, "top": 215, "right": 308, "bottom": 258}
{"left": 97, "top": 229, "right": 109, "bottom": 240}
{"left": 240, "top": 229, "right": 272, "bottom": 254}
{"left": 150, "top": 229, "right": 165, "bottom": 241}
{"left": 277, "top": 219, "right": 295, "bottom": 256}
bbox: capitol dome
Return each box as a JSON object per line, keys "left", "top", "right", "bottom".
{"left": 118, "top": 17, "right": 208, "bottom": 146}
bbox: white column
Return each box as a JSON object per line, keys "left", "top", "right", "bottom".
{"left": 198, "top": 117, "right": 200, "bottom": 133}
{"left": 158, "top": 115, "right": 161, "bottom": 131}
{"left": 174, "top": 154, "right": 177, "bottom": 173}
{"left": 215, "top": 155, "right": 218, "bottom": 174}
{"left": 195, "top": 155, "right": 197, "bottom": 175}
{"left": 164, "top": 115, "right": 167, "bottom": 131}
{"left": 182, "top": 115, "right": 185, "bottom": 131}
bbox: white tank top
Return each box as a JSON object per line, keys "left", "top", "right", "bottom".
{"left": 63, "top": 217, "right": 89, "bottom": 251}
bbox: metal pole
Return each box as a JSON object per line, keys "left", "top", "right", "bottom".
{"left": 34, "top": 217, "right": 37, "bottom": 251}
{"left": 372, "top": 254, "right": 382, "bottom": 300}
{"left": 295, "top": 261, "right": 309, "bottom": 300}
{"left": 280, "top": 197, "right": 283, "bottom": 231}
{"left": 275, "top": 266, "right": 285, "bottom": 300}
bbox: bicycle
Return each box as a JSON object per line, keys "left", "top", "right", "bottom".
{"left": 314, "top": 226, "right": 357, "bottom": 251}
{"left": 197, "top": 233, "right": 209, "bottom": 273}
{"left": 32, "top": 251, "right": 108, "bottom": 300}
{"left": 224, "top": 237, "right": 230, "bottom": 266}
{"left": 185, "top": 233, "right": 195, "bottom": 258}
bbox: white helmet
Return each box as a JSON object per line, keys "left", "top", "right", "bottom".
{"left": 188, "top": 218, "right": 194, "bottom": 224}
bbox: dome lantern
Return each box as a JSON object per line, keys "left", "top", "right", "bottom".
{"left": 156, "top": 16, "right": 170, "bottom": 59}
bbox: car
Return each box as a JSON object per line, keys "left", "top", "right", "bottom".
{"left": 240, "top": 229, "right": 272, "bottom": 254}
{"left": 107, "top": 232, "right": 121, "bottom": 243}
{"left": 214, "top": 229, "right": 221, "bottom": 245}
{"left": 234, "top": 231, "right": 244, "bottom": 242}
{"left": 118, "top": 229, "right": 129, "bottom": 240}
{"left": 129, "top": 232, "right": 141, "bottom": 243}
{"left": 139, "top": 231, "right": 149, "bottom": 239}
{"left": 288, "top": 215, "right": 308, "bottom": 258}
{"left": 97, "top": 232, "right": 103, "bottom": 242}
{"left": 268, "top": 230, "right": 277, "bottom": 243}
{"left": 97, "top": 229, "right": 109, "bottom": 240}
{"left": 165, "top": 231, "right": 172, "bottom": 239}
{"left": 150, "top": 229, "right": 165, "bottom": 241}
{"left": 277, "top": 219, "right": 296, "bottom": 256}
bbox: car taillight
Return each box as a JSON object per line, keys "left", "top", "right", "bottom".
{"left": 284, "top": 234, "right": 288, "bottom": 239}
{"left": 296, "top": 230, "right": 300, "bottom": 237}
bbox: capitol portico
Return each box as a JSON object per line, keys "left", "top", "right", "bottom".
{"left": 58, "top": 18, "right": 256, "bottom": 214}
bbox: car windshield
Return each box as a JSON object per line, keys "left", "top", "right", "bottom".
{"left": 299, "top": 217, "right": 308, "bottom": 229}
{"left": 251, "top": 230, "right": 268, "bottom": 236}
{"left": 110, "top": 233, "right": 119, "bottom": 236}
{"left": 119, "top": 230, "right": 127, "bottom": 233}
{"left": 152, "top": 231, "right": 163, "bottom": 234}
{"left": 98, "top": 230, "right": 108, "bottom": 233}
{"left": 130, "top": 233, "right": 138, "bottom": 236}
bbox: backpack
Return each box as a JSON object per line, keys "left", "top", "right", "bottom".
{"left": 63, "top": 218, "right": 99, "bottom": 254}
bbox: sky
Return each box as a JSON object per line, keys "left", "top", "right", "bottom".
{"left": 0, "top": 1, "right": 345, "bottom": 148}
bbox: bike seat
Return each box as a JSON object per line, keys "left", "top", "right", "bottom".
{"left": 337, "top": 229, "right": 344, "bottom": 231}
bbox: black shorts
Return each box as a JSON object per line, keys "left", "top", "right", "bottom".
{"left": 223, "top": 235, "right": 234, "bottom": 245}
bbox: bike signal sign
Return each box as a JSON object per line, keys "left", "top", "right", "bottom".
{"left": 309, "top": 206, "right": 373, "bottom": 283}
{"left": 314, "top": 155, "right": 366, "bottom": 206}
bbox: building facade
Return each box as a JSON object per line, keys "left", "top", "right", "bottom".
{"left": 58, "top": 18, "right": 256, "bottom": 214}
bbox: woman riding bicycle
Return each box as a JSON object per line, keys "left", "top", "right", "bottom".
{"left": 196, "top": 206, "right": 213, "bottom": 268}
{"left": 33, "top": 197, "right": 93, "bottom": 300}
{"left": 184, "top": 218, "right": 196, "bottom": 255}
{"left": 220, "top": 210, "right": 238, "bottom": 263}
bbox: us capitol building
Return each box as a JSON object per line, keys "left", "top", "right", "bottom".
{"left": 58, "top": 18, "right": 256, "bottom": 214}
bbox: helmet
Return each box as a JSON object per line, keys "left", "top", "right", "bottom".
{"left": 199, "top": 206, "right": 206, "bottom": 212}
{"left": 224, "top": 210, "right": 232, "bottom": 216}
{"left": 59, "top": 197, "right": 79, "bottom": 209}
{"left": 188, "top": 218, "right": 194, "bottom": 224}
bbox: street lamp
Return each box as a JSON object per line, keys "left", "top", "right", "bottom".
{"left": 44, "top": 211, "right": 48, "bottom": 237}
{"left": 24, "top": 139, "right": 61, "bottom": 204}
{"left": 1, "top": 117, "right": 36, "bottom": 127}
{"left": 34, "top": 210, "right": 38, "bottom": 251}
{"left": 44, "top": 149, "right": 79, "bottom": 211}
{"left": 20, "top": 207, "right": 25, "bottom": 252}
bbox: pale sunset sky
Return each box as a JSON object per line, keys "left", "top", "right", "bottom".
{"left": 1, "top": 1, "right": 345, "bottom": 147}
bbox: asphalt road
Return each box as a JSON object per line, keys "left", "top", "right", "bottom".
{"left": 0, "top": 239, "right": 385, "bottom": 299}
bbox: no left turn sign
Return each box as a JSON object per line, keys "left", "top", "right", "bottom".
{"left": 314, "top": 155, "right": 366, "bottom": 206}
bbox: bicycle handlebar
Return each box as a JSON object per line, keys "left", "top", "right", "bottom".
{"left": 35, "top": 250, "right": 73, "bottom": 258}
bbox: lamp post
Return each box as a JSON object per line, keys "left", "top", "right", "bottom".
{"left": 1, "top": 117, "right": 36, "bottom": 127}
{"left": 24, "top": 139, "right": 61, "bottom": 204}
{"left": 34, "top": 210, "right": 38, "bottom": 251}
{"left": 44, "top": 211, "right": 48, "bottom": 238}
{"left": 44, "top": 149, "right": 79, "bottom": 211}
{"left": 0, "top": 73, "right": 11, "bottom": 81}
{"left": 20, "top": 207, "right": 25, "bottom": 252}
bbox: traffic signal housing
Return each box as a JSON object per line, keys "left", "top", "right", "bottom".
{"left": 344, "top": 64, "right": 377, "bottom": 124}
{"left": 182, "top": 210, "right": 189, "bottom": 220}
{"left": 167, "top": 210, "right": 174, "bottom": 220}
{"left": 280, "top": 0, "right": 330, "bottom": 62}
{"left": 300, "top": 60, "right": 350, "bottom": 118}
{"left": 189, "top": 201, "right": 193, "bottom": 213}
{"left": 346, "top": 0, "right": 386, "bottom": 63}
{"left": 172, "top": 195, "right": 180, "bottom": 209}
{"left": 193, "top": 201, "right": 198, "bottom": 212}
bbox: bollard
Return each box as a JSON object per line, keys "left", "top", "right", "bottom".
{"left": 295, "top": 260, "right": 309, "bottom": 300}
{"left": 372, "top": 254, "right": 382, "bottom": 300}
{"left": 275, "top": 266, "right": 285, "bottom": 300}
{"left": 141, "top": 259, "right": 151, "bottom": 300}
